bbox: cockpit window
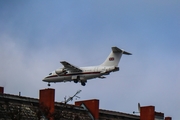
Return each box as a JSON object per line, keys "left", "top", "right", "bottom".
{"left": 49, "top": 73, "right": 52, "bottom": 75}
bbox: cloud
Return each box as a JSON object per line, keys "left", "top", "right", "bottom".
{"left": 0, "top": 1, "right": 180, "bottom": 119}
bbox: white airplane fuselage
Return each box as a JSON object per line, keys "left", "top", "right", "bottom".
{"left": 42, "top": 47, "right": 131, "bottom": 86}
{"left": 43, "top": 66, "right": 119, "bottom": 82}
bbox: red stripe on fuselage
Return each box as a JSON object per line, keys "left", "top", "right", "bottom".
{"left": 46, "top": 72, "right": 101, "bottom": 78}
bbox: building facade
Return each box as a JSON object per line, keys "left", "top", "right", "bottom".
{"left": 0, "top": 87, "right": 172, "bottom": 120}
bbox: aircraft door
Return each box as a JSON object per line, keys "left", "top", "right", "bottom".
{"left": 98, "top": 67, "right": 105, "bottom": 73}
{"left": 95, "top": 67, "right": 98, "bottom": 72}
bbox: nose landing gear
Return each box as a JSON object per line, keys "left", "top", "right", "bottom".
{"left": 48, "top": 82, "right": 51, "bottom": 86}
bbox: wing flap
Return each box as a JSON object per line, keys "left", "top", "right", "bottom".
{"left": 60, "top": 61, "right": 82, "bottom": 72}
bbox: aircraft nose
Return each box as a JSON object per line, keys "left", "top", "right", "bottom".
{"left": 42, "top": 77, "right": 47, "bottom": 82}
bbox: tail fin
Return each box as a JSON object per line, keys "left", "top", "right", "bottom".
{"left": 100, "top": 47, "right": 132, "bottom": 67}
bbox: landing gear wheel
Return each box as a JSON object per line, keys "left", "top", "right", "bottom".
{"left": 74, "top": 79, "right": 78, "bottom": 83}
{"left": 81, "top": 82, "right": 86, "bottom": 86}
{"left": 48, "top": 83, "right": 51, "bottom": 86}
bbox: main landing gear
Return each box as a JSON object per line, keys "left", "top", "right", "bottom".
{"left": 74, "top": 79, "right": 78, "bottom": 83}
{"left": 74, "top": 79, "right": 86, "bottom": 86}
{"left": 48, "top": 82, "right": 51, "bottom": 86}
{"left": 81, "top": 81, "right": 86, "bottom": 86}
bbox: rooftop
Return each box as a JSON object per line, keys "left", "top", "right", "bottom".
{"left": 0, "top": 93, "right": 139, "bottom": 120}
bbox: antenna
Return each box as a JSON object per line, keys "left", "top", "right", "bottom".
{"left": 138, "top": 103, "right": 141, "bottom": 113}
{"left": 133, "top": 103, "right": 141, "bottom": 114}
{"left": 64, "top": 90, "right": 82, "bottom": 104}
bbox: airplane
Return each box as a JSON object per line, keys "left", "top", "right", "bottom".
{"left": 42, "top": 47, "right": 132, "bottom": 86}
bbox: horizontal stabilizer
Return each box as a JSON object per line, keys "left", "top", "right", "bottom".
{"left": 123, "top": 51, "right": 132, "bottom": 55}
{"left": 112, "top": 47, "right": 132, "bottom": 55}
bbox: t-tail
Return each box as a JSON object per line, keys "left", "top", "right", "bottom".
{"left": 100, "top": 47, "right": 132, "bottom": 67}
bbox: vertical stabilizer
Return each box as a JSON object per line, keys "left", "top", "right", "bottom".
{"left": 100, "top": 47, "right": 132, "bottom": 67}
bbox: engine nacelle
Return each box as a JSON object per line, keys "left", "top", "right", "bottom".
{"left": 55, "top": 68, "right": 65, "bottom": 75}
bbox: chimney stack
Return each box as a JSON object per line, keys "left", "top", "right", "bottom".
{"left": 140, "top": 106, "right": 155, "bottom": 120}
{"left": 165, "top": 117, "right": 172, "bottom": 120}
{"left": 0, "top": 86, "right": 4, "bottom": 94}
{"left": 75, "top": 99, "right": 99, "bottom": 120}
{"left": 39, "top": 88, "right": 55, "bottom": 120}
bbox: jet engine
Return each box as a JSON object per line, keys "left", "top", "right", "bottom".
{"left": 55, "top": 68, "right": 65, "bottom": 75}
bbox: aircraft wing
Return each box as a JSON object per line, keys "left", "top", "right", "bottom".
{"left": 60, "top": 61, "right": 83, "bottom": 72}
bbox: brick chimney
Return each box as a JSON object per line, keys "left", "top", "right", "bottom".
{"left": 0, "top": 86, "right": 4, "bottom": 94}
{"left": 165, "top": 117, "right": 172, "bottom": 120}
{"left": 39, "top": 88, "right": 55, "bottom": 120}
{"left": 75, "top": 99, "right": 99, "bottom": 120}
{"left": 140, "top": 106, "right": 155, "bottom": 120}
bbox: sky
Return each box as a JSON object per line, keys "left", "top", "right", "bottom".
{"left": 0, "top": 0, "right": 180, "bottom": 119}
